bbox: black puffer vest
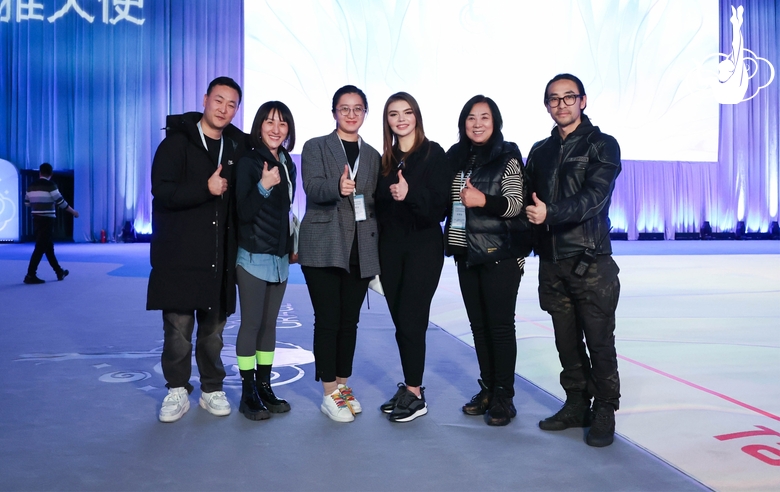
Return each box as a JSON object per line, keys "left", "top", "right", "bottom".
{"left": 445, "top": 137, "right": 532, "bottom": 266}
{"left": 236, "top": 143, "right": 296, "bottom": 257}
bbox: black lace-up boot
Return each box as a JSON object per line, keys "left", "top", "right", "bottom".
{"left": 586, "top": 401, "right": 616, "bottom": 447}
{"left": 539, "top": 395, "right": 592, "bottom": 431}
{"left": 239, "top": 369, "right": 270, "bottom": 420}
{"left": 256, "top": 374, "right": 291, "bottom": 413}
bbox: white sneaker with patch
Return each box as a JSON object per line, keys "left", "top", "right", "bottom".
{"left": 159, "top": 387, "right": 190, "bottom": 423}
{"left": 199, "top": 390, "right": 231, "bottom": 417}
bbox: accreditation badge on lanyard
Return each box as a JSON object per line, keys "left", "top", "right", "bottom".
{"left": 341, "top": 138, "right": 367, "bottom": 222}
{"left": 451, "top": 170, "right": 468, "bottom": 230}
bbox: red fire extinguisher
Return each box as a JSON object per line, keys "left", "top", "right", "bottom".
{"left": 100, "top": 230, "right": 107, "bottom": 243}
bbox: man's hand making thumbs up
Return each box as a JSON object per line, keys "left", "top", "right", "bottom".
{"left": 390, "top": 169, "right": 408, "bottom": 201}
{"left": 459, "top": 177, "right": 486, "bottom": 208}
{"left": 339, "top": 164, "right": 356, "bottom": 196}
{"left": 525, "top": 192, "right": 547, "bottom": 224}
{"left": 208, "top": 164, "right": 228, "bottom": 196}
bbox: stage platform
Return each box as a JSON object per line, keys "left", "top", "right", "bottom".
{"left": 1, "top": 241, "right": 777, "bottom": 491}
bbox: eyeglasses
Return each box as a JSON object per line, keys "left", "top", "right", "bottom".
{"left": 546, "top": 94, "right": 582, "bottom": 108}
{"left": 336, "top": 106, "right": 365, "bottom": 116}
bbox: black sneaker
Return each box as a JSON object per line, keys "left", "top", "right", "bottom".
{"left": 24, "top": 275, "right": 45, "bottom": 284}
{"left": 539, "top": 396, "right": 592, "bottom": 431}
{"left": 56, "top": 269, "right": 69, "bottom": 281}
{"left": 462, "top": 379, "right": 491, "bottom": 415}
{"left": 388, "top": 388, "right": 427, "bottom": 423}
{"left": 485, "top": 386, "right": 514, "bottom": 426}
{"left": 586, "top": 402, "right": 616, "bottom": 447}
{"left": 381, "top": 382, "right": 407, "bottom": 414}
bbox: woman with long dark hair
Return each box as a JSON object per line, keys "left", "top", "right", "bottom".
{"left": 444, "top": 95, "right": 530, "bottom": 426}
{"left": 298, "top": 85, "right": 381, "bottom": 423}
{"left": 375, "top": 92, "right": 450, "bottom": 422}
{"left": 234, "top": 101, "right": 297, "bottom": 420}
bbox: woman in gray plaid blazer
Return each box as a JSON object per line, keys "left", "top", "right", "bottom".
{"left": 298, "top": 85, "right": 381, "bottom": 423}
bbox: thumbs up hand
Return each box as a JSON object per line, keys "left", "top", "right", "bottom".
{"left": 526, "top": 192, "right": 547, "bottom": 224}
{"left": 389, "top": 169, "right": 409, "bottom": 201}
{"left": 260, "top": 161, "right": 281, "bottom": 190}
{"left": 208, "top": 164, "right": 228, "bottom": 196}
{"left": 459, "top": 177, "right": 486, "bottom": 208}
{"left": 340, "top": 164, "right": 356, "bottom": 196}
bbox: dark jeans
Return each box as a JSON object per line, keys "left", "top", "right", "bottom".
{"left": 302, "top": 265, "right": 370, "bottom": 382}
{"left": 161, "top": 309, "right": 227, "bottom": 393}
{"left": 379, "top": 227, "right": 444, "bottom": 387}
{"left": 457, "top": 257, "right": 523, "bottom": 396}
{"left": 538, "top": 255, "right": 621, "bottom": 409}
{"left": 27, "top": 216, "right": 62, "bottom": 276}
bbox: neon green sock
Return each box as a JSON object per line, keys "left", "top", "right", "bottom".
{"left": 237, "top": 355, "right": 256, "bottom": 371}
{"left": 256, "top": 351, "right": 274, "bottom": 366}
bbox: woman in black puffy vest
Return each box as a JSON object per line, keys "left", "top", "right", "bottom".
{"left": 234, "top": 101, "right": 297, "bottom": 421}
{"left": 444, "top": 95, "right": 531, "bottom": 427}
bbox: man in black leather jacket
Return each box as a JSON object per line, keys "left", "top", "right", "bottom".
{"left": 525, "top": 73, "right": 622, "bottom": 447}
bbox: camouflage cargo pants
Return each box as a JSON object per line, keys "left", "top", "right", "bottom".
{"left": 538, "top": 255, "right": 621, "bottom": 409}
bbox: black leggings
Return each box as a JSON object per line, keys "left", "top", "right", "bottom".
{"left": 235, "top": 266, "right": 287, "bottom": 356}
{"left": 379, "top": 227, "right": 444, "bottom": 387}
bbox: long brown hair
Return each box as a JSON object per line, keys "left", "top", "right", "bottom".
{"left": 381, "top": 92, "right": 426, "bottom": 176}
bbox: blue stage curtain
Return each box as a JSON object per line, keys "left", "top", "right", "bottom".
{"left": 716, "top": 0, "right": 779, "bottom": 233}
{"left": 0, "top": 0, "right": 243, "bottom": 242}
{"left": 610, "top": 161, "right": 719, "bottom": 240}
{"left": 1, "top": 0, "right": 776, "bottom": 242}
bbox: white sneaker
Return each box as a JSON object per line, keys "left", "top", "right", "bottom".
{"left": 199, "top": 390, "right": 231, "bottom": 417}
{"left": 159, "top": 387, "right": 190, "bottom": 423}
{"left": 338, "top": 384, "right": 362, "bottom": 414}
{"left": 320, "top": 390, "right": 355, "bottom": 422}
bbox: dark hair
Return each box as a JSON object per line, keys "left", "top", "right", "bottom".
{"left": 39, "top": 162, "right": 53, "bottom": 177}
{"left": 381, "top": 92, "right": 427, "bottom": 176}
{"left": 331, "top": 85, "right": 368, "bottom": 113}
{"left": 250, "top": 101, "right": 296, "bottom": 153}
{"left": 544, "top": 73, "right": 586, "bottom": 108}
{"left": 207, "top": 76, "right": 243, "bottom": 105}
{"left": 456, "top": 95, "right": 503, "bottom": 147}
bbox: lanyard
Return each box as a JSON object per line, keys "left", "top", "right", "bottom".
{"left": 338, "top": 137, "right": 362, "bottom": 193}
{"left": 279, "top": 153, "right": 294, "bottom": 207}
{"left": 197, "top": 121, "right": 224, "bottom": 165}
{"left": 459, "top": 169, "right": 471, "bottom": 189}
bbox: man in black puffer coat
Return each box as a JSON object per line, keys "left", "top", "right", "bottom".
{"left": 147, "top": 76, "right": 248, "bottom": 423}
{"left": 525, "top": 73, "right": 622, "bottom": 447}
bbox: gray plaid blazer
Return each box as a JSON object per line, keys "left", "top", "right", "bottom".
{"left": 298, "top": 130, "right": 381, "bottom": 277}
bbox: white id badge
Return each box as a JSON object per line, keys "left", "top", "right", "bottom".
{"left": 451, "top": 202, "right": 466, "bottom": 230}
{"left": 354, "top": 194, "right": 367, "bottom": 221}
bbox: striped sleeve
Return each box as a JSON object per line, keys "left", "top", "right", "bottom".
{"left": 500, "top": 158, "right": 523, "bottom": 218}
{"left": 51, "top": 187, "right": 68, "bottom": 209}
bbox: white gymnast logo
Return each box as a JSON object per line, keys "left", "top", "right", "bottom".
{"left": 709, "top": 5, "right": 774, "bottom": 104}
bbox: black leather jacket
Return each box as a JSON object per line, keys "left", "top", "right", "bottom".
{"left": 525, "top": 115, "right": 621, "bottom": 261}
